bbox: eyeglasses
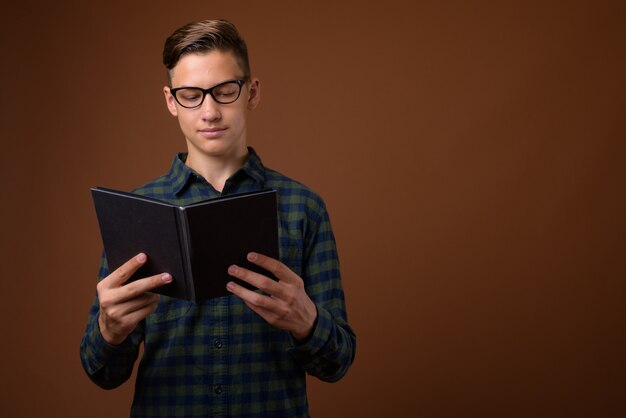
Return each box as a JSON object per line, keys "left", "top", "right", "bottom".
{"left": 170, "top": 79, "right": 246, "bottom": 108}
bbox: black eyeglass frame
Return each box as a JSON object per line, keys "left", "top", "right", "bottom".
{"left": 169, "top": 79, "right": 247, "bottom": 108}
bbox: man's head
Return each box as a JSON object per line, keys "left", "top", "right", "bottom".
{"left": 163, "top": 19, "right": 250, "bottom": 85}
{"left": 162, "top": 20, "right": 260, "bottom": 167}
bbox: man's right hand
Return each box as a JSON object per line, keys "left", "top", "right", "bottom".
{"left": 97, "top": 253, "right": 172, "bottom": 345}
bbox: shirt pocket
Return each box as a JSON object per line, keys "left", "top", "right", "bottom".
{"left": 279, "top": 234, "right": 303, "bottom": 277}
{"left": 148, "top": 296, "right": 194, "bottom": 323}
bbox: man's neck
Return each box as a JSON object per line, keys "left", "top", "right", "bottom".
{"left": 185, "top": 147, "right": 248, "bottom": 193}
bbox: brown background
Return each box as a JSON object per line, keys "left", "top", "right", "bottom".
{"left": 1, "top": 0, "right": 625, "bottom": 417}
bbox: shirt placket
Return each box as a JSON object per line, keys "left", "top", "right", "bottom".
{"left": 209, "top": 293, "right": 229, "bottom": 416}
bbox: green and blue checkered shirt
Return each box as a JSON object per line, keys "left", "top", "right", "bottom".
{"left": 80, "top": 148, "right": 356, "bottom": 417}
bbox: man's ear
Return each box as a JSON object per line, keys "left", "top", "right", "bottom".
{"left": 247, "top": 78, "right": 261, "bottom": 110}
{"left": 164, "top": 86, "right": 179, "bottom": 117}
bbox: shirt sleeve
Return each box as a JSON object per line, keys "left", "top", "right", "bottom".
{"left": 79, "top": 254, "right": 144, "bottom": 389}
{"left": 288, "top": 198, "right": 357, "bottom": 382}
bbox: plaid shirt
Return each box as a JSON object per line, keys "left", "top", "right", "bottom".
{"left": 80, "top": 148, "right": 356, "bottom": 417}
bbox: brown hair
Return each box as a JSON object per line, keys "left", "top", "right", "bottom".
{"left": 162, "top": 19, "right": 250, "bottom": 83}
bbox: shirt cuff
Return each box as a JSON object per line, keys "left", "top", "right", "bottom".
{"left": 288, "top": 305, "right": 333, "bottom": 357}
{"left": 81, "top": 313, "right": 137, "bottom": 375}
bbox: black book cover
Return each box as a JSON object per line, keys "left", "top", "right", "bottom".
{"left": 91, "top": 187, "right": 279, "bottom": 302}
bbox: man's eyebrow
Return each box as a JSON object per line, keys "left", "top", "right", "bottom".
{"left": 172, "top": 78, "right": 244, "bottom": 89}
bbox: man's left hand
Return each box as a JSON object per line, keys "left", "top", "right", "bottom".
{"left": 226, "top": 252, "right": 317, "bottom": 341}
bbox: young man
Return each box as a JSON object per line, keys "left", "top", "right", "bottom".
{"left": 80, "top": 19, "right": 356, "bottom": 417}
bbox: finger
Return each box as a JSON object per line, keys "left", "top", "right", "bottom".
{"left": 246, "top": 252, "right": 299, "bottom": 283}
{"left": 240, "top": 298, "right": 296, "bottom": 335}
{"left": 116, "top": 296, "right": 160, "bottom": 328}
{"left": 116, "top": 292, "right": 160, "bottom": 317}
{"left": 99, "top": 292, "right": 160, "bottom": 345}
{"left": 116, "top": 272, "right": 173, "bottom": 303}
{"left": 122, "top": 303, "right": 158, "bottom": 329}
{"left": 242, "top": 299, "right": 279, "bottom": 323}
{"left": 226, "top": 280, "right": 278, "bottom": 311}
{"left": 227, "top": 264, "right": 283, "bottom": 297}
{"left": 99, "top": 273, "right": 166, "bottom": 308}
{"left": 103, "top": 253, "right": 150, "bottom": 288}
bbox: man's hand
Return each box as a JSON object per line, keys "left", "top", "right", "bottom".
{"left": 226, "top": 252, "right": 317, "bottom": 341}
{"left": 97, "top": 253, "right": 172, "bottom": 345}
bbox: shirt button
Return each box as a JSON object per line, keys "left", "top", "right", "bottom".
{"left": 214, "top": 385, "right": 222, "bottom": 395}
{"left": 214, "top": 339, "right": 223, "bottom": 349}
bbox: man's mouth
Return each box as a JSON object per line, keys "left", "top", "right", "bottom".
{"left": 198, "top": 128, "right": 227, "bottom": 138}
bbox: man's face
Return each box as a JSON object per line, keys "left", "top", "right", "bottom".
{"left": 164, "top": 50, "right": 260, "bottom": 163}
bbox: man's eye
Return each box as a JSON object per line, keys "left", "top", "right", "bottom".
{"left": 181, "top": 92, "right": 201, "bottom": 100}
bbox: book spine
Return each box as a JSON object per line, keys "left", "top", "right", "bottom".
{"left": 175, "top": 207, "right": 196, "bottom": 303}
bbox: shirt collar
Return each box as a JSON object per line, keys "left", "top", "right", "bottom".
{"left": 239, "top": 147, "right": 266, "bottom": 187}
{"left": 166, "top": 147, "right": 266, "bottom": 196}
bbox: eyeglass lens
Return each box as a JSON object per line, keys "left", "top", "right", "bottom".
{"left": 174, "top": 81, "right": 242, "bottom": 107}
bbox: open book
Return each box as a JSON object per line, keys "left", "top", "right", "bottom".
{"left": 91, "top": 187, "right": 279, "bottom": 302}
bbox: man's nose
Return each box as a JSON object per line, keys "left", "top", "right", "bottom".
{"left": 200, "top": 95, "right": 221, "bottom": 121}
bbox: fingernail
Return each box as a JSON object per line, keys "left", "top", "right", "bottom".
{"left": 161, "top": 273, "right": 172, "bottom": 283}
{"left": 247, "top": 252, "right": 257, "bottom": 261}
{"left": 226, "top": 282, "right": 235, "bottom": 291}
{"left": 137, "top": 253, "right": 147, "bottom": 263}
{"left": 228, "top": 265, "right": 239, "bottom": 275}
